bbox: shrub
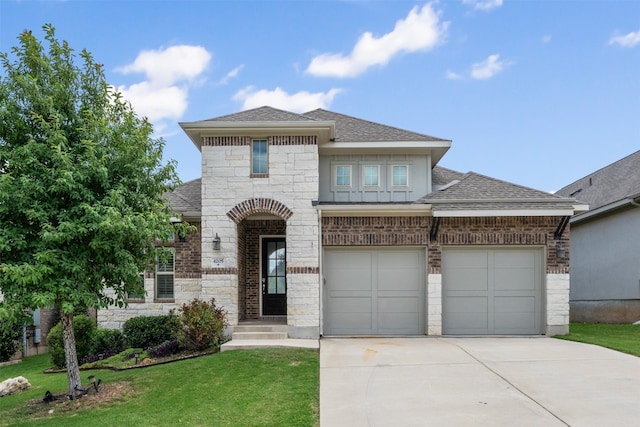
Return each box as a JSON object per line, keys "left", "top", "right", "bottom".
{"left": 148, "top": 339, "right": 180, "bottom": 358}
{"left": 0, "top": 318, "right": 22, "bottom": 362}
{"left": 47, "top": 314, "right": 97, "bottom": 369}
{"left": 174, "top": 298, "right": 227, "bottom": 351}
{"left": 91, "top": 328, "right": 126, "bottom": 355}
{"left": 123, "top": 314, "right": 176, "bottom": 349}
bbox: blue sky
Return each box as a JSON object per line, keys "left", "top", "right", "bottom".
{"left": 1, "top": 0, "right": 639, "bottom": 193}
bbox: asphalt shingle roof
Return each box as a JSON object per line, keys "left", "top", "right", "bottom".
{"left": 420, "top": 171, "right": 575, "bottom": 211}
{"left": 207, "top": 106, "right": 315, "bottom": 122}
{"left": 555, "top": 150, "right": 640, "bottom": 210}
{"left": 303, "top": 108, "right": 449, "bottom": 143}
{"left": 165, "top": 178, "right": 201, "bottom": 216}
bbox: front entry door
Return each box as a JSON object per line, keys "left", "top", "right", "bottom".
{"left": 262, "top": 238, "right": 287, "bottom": 316}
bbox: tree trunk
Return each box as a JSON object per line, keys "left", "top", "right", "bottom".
{"left": 60, "top": 312, "right": 82, "bottom": 399}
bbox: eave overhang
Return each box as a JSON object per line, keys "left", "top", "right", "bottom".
{"left": 319, "top": 139, "right": 452, "bottom": 164}
{"left": 570, "top": 194, "right": 640, "bottom": 224}
{"left": 315, "top": 203, "right": 432, "bottom": 217}
{"left": 179, "top": 120, "right": 336, "bottom": 151}
{"left": 433, "top": 208, "right": 577, "bottom": 217}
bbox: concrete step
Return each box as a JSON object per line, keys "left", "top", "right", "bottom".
{"left": 221, "top": 338, "right": 319, "bottom": 352}
{"left": 234, "top": 324, "right": 288, "bottom": 333}
{"left": 232, "top": 331, "right": 288, "bottom": 340}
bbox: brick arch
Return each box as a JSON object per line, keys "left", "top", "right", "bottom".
{"left": 226, "top": 198, "right": 293, "bottom": 224}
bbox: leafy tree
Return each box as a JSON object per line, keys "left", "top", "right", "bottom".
{"left": 0, "top": 25, "right": 187, "bottom": 397}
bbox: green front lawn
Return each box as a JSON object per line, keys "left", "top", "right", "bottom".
{"left": 0, "top": 348, "right": 319, "bottom": 427}
{"left": 556, "top": 322, "right": 640, "bottom": 357}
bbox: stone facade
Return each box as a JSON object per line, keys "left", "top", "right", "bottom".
{"left": 200, "top": 136, "right": 320, "bottom": 338}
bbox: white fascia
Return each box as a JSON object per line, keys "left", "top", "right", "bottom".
{"left": 434, "top": 208, "right": 576, "bottom": 217}
{"left": 317, "top": 203, "right": 432, "bottom": 217}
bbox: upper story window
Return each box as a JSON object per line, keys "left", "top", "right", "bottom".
{"left": 335, "top": 165, "right": 352, "bottom": 187}
{"left": 392, "top": 165, "right": 409, "bottom": 186}
{"left": 155, "top": 249, "right": 175, "bottom": 300}
{"left": 363, "top": 165, "right": 379, "bottom": 187}
{"left": 252, "top": 139, "right": 268, "bottom": 175}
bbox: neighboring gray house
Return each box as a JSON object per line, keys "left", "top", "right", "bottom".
{"left": 555, "top": 150, "right": 640, "bottom": 323}
{"left": 99, "top": 106, "right": 583, "bottom": 337}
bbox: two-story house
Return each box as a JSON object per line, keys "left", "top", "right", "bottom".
{"left": 98, "top": 106, "right": 583, "bottom": 338}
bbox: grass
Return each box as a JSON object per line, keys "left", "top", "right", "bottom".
{"left": 0, "top": 348, "right": 319, "bottom": 427}
{"left": 556, "top": 322, "right": 640, "bottom": 357}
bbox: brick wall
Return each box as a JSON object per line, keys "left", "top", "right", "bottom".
{"left": 322, "top": 215, "right": 570, "bottom": 273}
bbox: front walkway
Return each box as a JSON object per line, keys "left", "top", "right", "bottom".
{"left": 320, "top": 337, "right": 640, "bottom": 426}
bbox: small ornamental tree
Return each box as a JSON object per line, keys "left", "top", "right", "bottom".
{"left": 0, "top": 25, "right": 189, "bottom": 397}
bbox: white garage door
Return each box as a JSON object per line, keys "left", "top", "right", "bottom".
{"left": 442, "top": 248, "right": 543, "bottom": 335}
{"left": 324, "top": 248, "right": 425, "bottom": 335}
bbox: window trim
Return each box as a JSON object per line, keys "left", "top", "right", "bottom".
{"left": 155, "top": 249, "right": 175, "bottom": 301}
{"left": 334, "top": 164, "right": 352, "bottom": 187}
{"left": 391, "top": 164, "right": 409, "bottom": 187}
{"left": 362, "top": 164, "right": 380, "bottom": 187}
{"left": 251, "top": 139, "right": 269, "bottom": 177}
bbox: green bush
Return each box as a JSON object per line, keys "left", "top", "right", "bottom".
{"left": 123, "top": 314, "right": 176, "bottom": 349}
{"left": 174, "top": 298, "right": 227, "bottom": 351}
{"left": 0, "top": 317, "right": 22, "bottom": 362}
{"left": 92, "top": 328, "right": 126, "bottom": 355}
{"left": 47, "top": 314, "right": 97, "bottom": 368}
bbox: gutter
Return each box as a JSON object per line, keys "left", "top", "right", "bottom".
{"left": 570, "top": 193, "right": 640, "bottom": 224}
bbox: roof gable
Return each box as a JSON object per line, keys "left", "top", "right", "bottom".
{"left": 555, "top": 149, "right": 640, "bottom": 210}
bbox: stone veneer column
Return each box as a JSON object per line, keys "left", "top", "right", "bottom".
{"left": 427, "top": 273, "right": 442, "bottom": 335}
{"left": 545, "top": 273, "right": 570, "bottom": 336}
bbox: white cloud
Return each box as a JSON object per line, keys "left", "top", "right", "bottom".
{"left": 115, "top": 45, "right": 211, "bottom": 128}
{"left": 445, "top": 70, "right": 463, "bottom": 80}
{"left": 470, "top": 54, "right": 509, "bottom": 80}
{"left": 217, "top": 64, "right": 244, "bottom": 85}
{"left": 463, "top": 0, "right": 503, "bottom": 11}
{"left": 116, "top": 81, "right": 187, "bottom": 123}
{"left": 542, "top": 35, "right": 552, "bottom": 44}
{"left": 117, "top": 45, "right": 211, "bottom": 86}
{"left": 609, "top": 30, "right": 640, "bottom": 47}
{"left": 233, "top": 87, "right": 342, "bottom": 112}
{"left": 306, "top": 3, "right": 448, "bottom": 78}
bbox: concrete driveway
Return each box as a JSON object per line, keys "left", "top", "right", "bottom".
{"left": 320, "top": 337, "right": 640, "bottom": 426}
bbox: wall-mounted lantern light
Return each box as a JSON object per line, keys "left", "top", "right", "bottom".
{"left": 213, "top": 233, "right": 221, "bottom": 251}
{"left": 556, "top": 241, "right": 565, "bottom": 259}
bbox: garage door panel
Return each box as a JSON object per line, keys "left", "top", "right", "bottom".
{"left": 445, "top": 269, "right": 488, "bottom": 291}
{"left": 378, "top": 271, "right": 420, "bottom": 290}
{"left": 494, "top": 272, "right": 535, "bottom": 291}
{"left": 494, "top": 251, "right": 534, "bottom": 268}
{"left": 324, "top": 248, "right": 425, "bottom": 335}
{"left": 443, "top": 248, "right": 542, "bottom": 335}
{"left": 445, "top": 313, "right": 489, "bottom": 332}
{"left": 329, "top": 297, "right": 371, "bottom": 313}
{"left": 329, "top": 313, "right": 372, "bottom": 330}
{"left": 494, "top": 313, "right": 536, "bottom": 332}
{"left": 445, "top": 251, "right": 488, "bottom": 268}
{"left": 378, "top": 296, "right": 419, "bottom": 313}
{"left": 378, "top": 312, "right": 421, "bottom": 334}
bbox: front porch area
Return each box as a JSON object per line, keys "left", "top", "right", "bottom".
{"left": 221, "top": 319, "right": 319, "bottom": 351}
